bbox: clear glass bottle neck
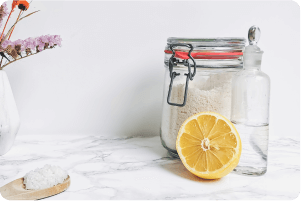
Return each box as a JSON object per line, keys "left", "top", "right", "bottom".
{"left": 243, "top": 66, "right": 261, "bottom": 70}
{"left": 243, "top": 52, "right": 263, "bottom": 71}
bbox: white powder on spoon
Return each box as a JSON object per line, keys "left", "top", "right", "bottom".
{"left": 23, "top": 164, "right": 68, "bottom": 190}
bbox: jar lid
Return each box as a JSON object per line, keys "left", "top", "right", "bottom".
{"left": 165, "top": 37, "right": 246, "bottom": 60}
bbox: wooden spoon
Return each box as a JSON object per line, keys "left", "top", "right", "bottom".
{"left": 0, "top": 175, "right": 70, "bottom": 200}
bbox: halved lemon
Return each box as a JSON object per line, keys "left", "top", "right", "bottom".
{"left": 176, "top": 111, "right": 241, "bottom": 179}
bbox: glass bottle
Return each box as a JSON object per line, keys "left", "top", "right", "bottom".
{"left": 231, "top": 26, "right": 270, "bottom": 175}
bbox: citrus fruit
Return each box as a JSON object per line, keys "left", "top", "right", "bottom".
{"left": 176, "top": 111, "right": 241, "bottom": 179}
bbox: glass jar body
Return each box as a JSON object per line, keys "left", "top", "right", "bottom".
{"left": 231, "top": 68, "right": 270, "bottom": 175}
{"left": 160, "top": 66, "right": 241, "bottom": 157}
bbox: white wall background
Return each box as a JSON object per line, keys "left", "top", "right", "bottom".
{"left": 1, "top": 0, "right": 299, "bottom": 139}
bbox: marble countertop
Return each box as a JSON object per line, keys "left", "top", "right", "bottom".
{"left": 0, "top": 134, "right": 299, "bottom": 200}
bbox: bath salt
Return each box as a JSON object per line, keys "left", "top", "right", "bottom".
{"left": 161, "top": 72, "right": 233, "bottom": 150}
{"left": 23, "top": 164, "right": 68, "bottom": 190}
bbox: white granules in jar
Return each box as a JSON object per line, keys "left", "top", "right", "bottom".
{"left": 161, "top": 72, "right": 233, "bottom": 150}
{"left": 23, "top": 164, "right": 68, "bottom": 190}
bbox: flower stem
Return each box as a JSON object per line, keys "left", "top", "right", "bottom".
{"left": 8, "top": 10, "right": 22, "bottom": 40}
{"left": 0, "top": 9, "right": 14, "bottom": 41}
{"left": 1, "top": 51, "right": 40, "bottom": 68}
{"left": 0, "top": 56, "right": 3, "bottom": 69}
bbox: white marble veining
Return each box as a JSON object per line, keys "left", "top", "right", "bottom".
{"left": 0, "top": 134, "right": 299, "bottom": 200}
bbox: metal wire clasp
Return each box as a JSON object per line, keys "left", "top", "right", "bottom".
{"left": 167, "top": 44, "right": 196, "bottom": 107}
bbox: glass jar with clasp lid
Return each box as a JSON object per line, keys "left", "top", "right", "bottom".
{"left": 160, "top": 37, "right": 246, "bottom": 157}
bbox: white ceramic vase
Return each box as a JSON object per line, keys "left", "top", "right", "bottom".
{"left": 0, "top": 70, "right": 20, "bottom": 155}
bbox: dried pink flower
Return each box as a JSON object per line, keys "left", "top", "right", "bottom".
{"left": 0, "top": 34, "right": 62, "bottom": 68}
{"left": 0, "top": 2, "right": 9, "bottom": 28}
{"left": 53, "top": 35, "right": 62, "bottom": 47}
{"left": 1, "top": 39, "right": 13, "bottom": 49}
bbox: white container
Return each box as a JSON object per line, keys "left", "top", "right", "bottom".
{"left": 0, "top": 70, "right": 20, "bottom": 155}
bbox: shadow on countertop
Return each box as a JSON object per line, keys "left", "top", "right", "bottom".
{"left": 160, "top": 154, "right": 222, "bottom": 183}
